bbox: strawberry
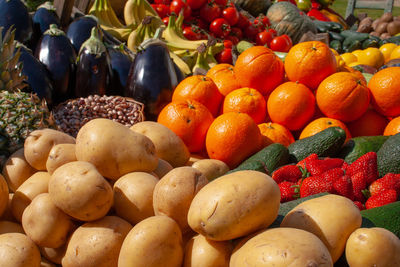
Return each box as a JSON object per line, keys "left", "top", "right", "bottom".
{"left": 333, "top": 175, "right": 354, "bottom": 200}
{"left": 272, "top": 164, "right": 303, "bottom": 184}
{"left": 369, "top": 173, "right": 400, "bottom": 196}
{"left": 350, "top": 172, "right": 368, "bottom": 203}
{"left": 345, "top": 152, "right": 378, "bottom": 185}
{"left": 300, "top": 176, "right": 333, "bottom": 198}
{"left": 365, "top": 189, "right": 398, "bottom": 209}
{"left": 353, "top": 201, "right": 365, "bottom": 210}
{"left": 297, "top": 153, "right": 318, "bottom": 169}
{"left": 306, "top": 157, "right": 345, "bottom": 176}
{"left": 278, "top": 181, "right": 298, "bottom": 203}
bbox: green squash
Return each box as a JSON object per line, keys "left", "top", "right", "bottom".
{"left": 232, "top": 0, "right": 272, "bottom": 17}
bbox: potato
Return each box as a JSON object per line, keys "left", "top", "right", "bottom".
{"left": 381, "top": 12, "right": 393, "bottom": 23}
{"left": 372, "top": 18, "right": 381, "bottom": 30}
{"left": 48, "top": 161, "right": 113, "bottom": 221}
{"left": 40, "top": 244, "right": 67, "bottom": 265}
{"left": 22, "top": 193, "right": 72, "bottom": 248}
{"left": 1, "top": 193, "right": 16, "bottom": 222}
{"left": 0, "top": 233, "right": 41, "bottom": 267}
{"left": 113, "top": 172, "right": 159, "bottom": 225}
{"left": 191, "top": 159, "right": 230, "bottom": 181}
{"left": 376, "top": 22, "right": 389, "bottom": 34}
{"left": 187, "top": 154, "right": 207, "bottom": 166}
{"left": 24, "top": 129, "right": 75, "bottom": 171}
{"left": 153, "top": 166, "right": 208, "bottom": 233}
{"left": 130, "top": 121, "right": 190, "bottom": 167}
{"left": 153, "top": 158, "right": 173, "bottom": 178}
{"left": 76, "top": 118, "right": 158, "bottom": 180}
{"left": 188, "top": 170, "right": 280, "bottom": 241}
{"left": 230, "top": 227, "right": 333, "bottom": 266}
{"left": 345, "top": 227, "right": 400, "bottom": 266}
{"left": 359, "top": 17, "right": 373, "bottom": 28}
{"left": 280, "top": 194, "right": 362, "bottom": 263}
{"left": 387, "top": 20, "right": 400, "bottom": 36}
{"left": 62, "top": 216, "right": 132, "bottom": 267}
{"left": 381, "top": 32, "right": 392, "bottom": 39}
{"left": 40, "top": 258, "right": 57, "bottom": 267}
{"left": 183, "top": 234, "right": 232, "bottom": 267}
{"left": 0, "top": 174, "right": 9, "bottom": 217}
{"left": 11, "top": 171, "right": 51, "bottom": 222}
{"left": 2, "top": 148, "right": 36, "bottom": 192}
{"left": 357, "top": 24, "right": 371, "bottom": 33}
{"left": 118, "top": 215, "right": 183, "bottom": 267}
{"left": 0, "top": 220, "right": 24, "bottom": 234}
{"left": 45, "top": 144, "right": 76, "bottom": 174}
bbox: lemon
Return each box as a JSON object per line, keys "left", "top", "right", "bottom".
{"left": 352, "top": 49, "right": 363, "bottom": 59}
{"left": 348, "top": 62, "right": 361, "bottom": 67}
{"left": 356, "top": 47, "right": 385, "bottom": 69}
{"left": 390, "top": 45, "right": 400, "bottom": 61}
{"left": 341, "top": 53, "right": 358, "bottom": 65}
{"left": 379, "top": 43, "right": 397, "bottom": 63}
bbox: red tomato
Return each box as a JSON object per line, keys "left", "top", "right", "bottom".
{"left": 223, "top": 39, "right": 233, "bottom": 48}
{"left": 214, "top": 0, "right": 228, "bottom": 6}
{"left": 226, "top": 35, "right": 239, "bottom": 45}
{"left": 281, "top": 34, "right": 293, "bottom": 47}
{"left": 230, "top": 27, "right": 243, "bottom": 39}
{"left": 187, "top": 17, "right": 208, "bottom": 30}
{"left": 152, "top": 4, "right": 169, "bottom": 18}
{"left": 216, "top": 48, "right": 232, "bottom": 64}
{"left": 186, "top": 0, "right": 207, "bottom": 10}
{"left": 244, "top": 24, "right": 260, "bottom": 40}
{"left": 183, "top": 26, "right": 202, "bottom": 40}
{"left": 200, "top": 2, "right": 222, "bottom": 23}
{"left": 262, "top": 16, "right": 270, "bottom": 26}
{"left": 209, "top": 18, "right": 231, "bottom": 38}
{"left": 162, "top": 16, "right": 169, "bottom": 25}
{"left": 170, "top": 0, "right": 192, "bottom": 18}
{"left": 222, "top": 7, "right": 239, "bottom": 26}
{"left": 268, "top": 28, "right": 277, "bottom": 38}
{"left": 255, "top": 30, "right": 274, "bottom": 46}
{"left": 236, "top": 12, "right": 250, "bottom": 29}
{"left": 269, "top": 35, "right": 293, "bottom": 52}
{"left": 154, "top": 0, "right": 170, "bottom": 4}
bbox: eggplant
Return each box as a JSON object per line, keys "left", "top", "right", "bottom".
{"left": 35, "top": 24, "right": 76, "bottom": 105}
{"left": 125, "top": 29, "right": 180, "bottom": 121}
{"left": 66, "top": 15, "right": 98, "bottom": 53}
{"left": 107, "top": 45, "right": 133, "bottom": 96}
{"left": 75, "top": 27, "right": 111, "bottom": 98}
{"left": 0, "top": 0, "right": 33, "bottom": 43}
{"left": 30, "top": 2, "right": 60, "bottom": 51}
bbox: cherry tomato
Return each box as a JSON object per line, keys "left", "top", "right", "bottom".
{"left": 186, "top": 0, "right": 207, "bottom": 10}
{"left": 214, "top": 0, "right": 228, "bottom": 6}
{"left": 280, "top": 34, "right": 293, "bottom": 47}
{"left": 226, "top": 35, "right": 239, "bottom": 45}
{"left": 154, "top": 0, "right": 170, "bottom": 4}
{"left": 244, "top": 24, "right": 260, "bottom": 41}
{"left": 183, "top": 26, "right": 202, "bottom": 40}
{"left": 269, "top": 35, "right": 293, "bottom": 52}
{"left": 216, "top": 48, "right": 232, "bottom": 64}
{"left": 268, "top": 28, "right": 277, "bottom": 38}
{"left": 200, "top": 2, "right": 222, "bottom": 23}
{"left": 187, "top": 17, "right": 208, "bottom": 30}
{"left": 230, "top": 27, "right": 243, "bottom": 39}
{"left": 152, "top": 4, "right": 169, "bottom": 18}
{"left": 222, "top": 7, "right": 239, "bottom": 26}
{"left": 256, "top": 30, "right": 274, "bottom": 46}
{"left": 262, "top": 16, "right": 270, "bottom": 26}
{"left": 162, "top": 16, "right": 170, "bottom": 25}
{"left": 223, "top": 39, "right": 233, "bottom": 49}
{"left": 236, "top": 12, "right": 250, "bottom": 29}
{"left": 209, "top": 18, "right": 231, "bottom": 38}
{"left": 170, "top": 0, "right": 192, "bottom": 18}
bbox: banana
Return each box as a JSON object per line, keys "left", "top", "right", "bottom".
{"left": 142, "top": 0, "right": 159, "bottom": 17}
{"left": 101, "top": 24, "right": 132, "bottom": 41}
{"left": 103, "top": 0, "right": 125, "bottom": 28}
{"left": 127, "top": 16, "right": 160, "bottom": 52}
{"left": 192, "top": 44, "right": 212, "bottom": 74}
{"left": 169, "top": 51, "right": 191, "bottom": 76}
{"left": 89, "top": 0, "right": 113, "bottom": 27}
{"left": 124, "top": 0, "right": 145, "bottom": 26}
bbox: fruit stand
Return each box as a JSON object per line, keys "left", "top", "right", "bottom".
{"left": 0, "top": 0, "right": 400, "bottom": 266}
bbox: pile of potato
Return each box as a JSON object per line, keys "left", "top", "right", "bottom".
{"left": 0, "top": 118, "right": 399, "bottom": 267}
{"left": 358, "top": 12, "right": 400, "bottom": 38}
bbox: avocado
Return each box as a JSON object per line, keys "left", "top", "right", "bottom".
{"left": 377, "top": 132, "right": 400, "bottom": 176}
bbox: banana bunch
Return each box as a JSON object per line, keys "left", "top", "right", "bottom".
{"left": 127, "top": 16, "right": 162, "bottom": 52}
{"left": 124, "top": 0, "right": 161, "bottom": 26}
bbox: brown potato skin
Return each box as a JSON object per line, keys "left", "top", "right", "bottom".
{"left": 40, "top": 244, "right": 67, "bottom": 265}
{"left": 153, "top": 158, "right": 173, "bottom": 179}
{"left": 0, "top": 233, "right": 41, "bottom": 267}
{"left": 0, "top": 174, "right": 9, "bottom": 218}
{"left": 46, "top": 144, "right": 77, "bottom": 175}
{"left": 0, "top": 220, "right": 24, "bottom": 234}
{"left": 191, "top": 159, "right": 230, "bottom": 181}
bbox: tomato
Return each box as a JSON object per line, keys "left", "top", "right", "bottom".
{"left": 162, "top": 16, "right": 169, "bottom": 25}
{"left": 222, "top": 7, "right": 239, "bottom": 26}
{"left": 236, "top": 12, "right": 250, "bottom": 29}
{"left": 223, "top": 39, "right": 233, "bottom": 49}
{"left": 183, "top": 26, "right": 202, "bottom": 40}
{"left": 214, "top": 0, "right": 228, "bottom": 6}
{"left": 230, "top": 27, "right": 243, "bottom": 39}
{"left": 216, "top": 48, "right": 232, "bottom": 64}
{"left": 209, "top": 18, "right": 231, "bottom": 38}
{"left": 262, "top": 16, "right": 270, "bottom": 26}
{"left": 186, "top": 0, "right": 207, "bottom": 10}
{"left": 152, "top": 4, "right": 169, "bottom": 18}
{"left": 154, "top": 0, "right": 170, "bottom": 4}
{"left": 256, "top": 30, "right": 274, "bottom": 46}
{"left": 226, "top": 35, "right": 239, "bottom": 45}
{"left": 200, "top": 2, "right": 222, "bottom": 23}
{"left": 268, "top": 28, "right": 277, "bottom": 38}
{"left": 269, "top": 35, "right": 293, "bottom": 52}
{"left": 281, "top": 34, "right": 293, "bottom": 47}
{"left": 170, "top": 0, "right": 192, "bottom": 18}
{"left": 244, "top": 24, "right": 260, "bottom": 41}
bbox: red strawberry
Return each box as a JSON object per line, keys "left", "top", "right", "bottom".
{"left": 350, "top": 172, "right": 368, "bottom": 203}
{"left": 306, "top": 157, "right": 345, "bottom": 176}
{"left": 353, "top": 201, "right": 365, "bottom": 210}
{"left": 300, "top": 176, "right": 334, "bottom": 198}
{"left": 278, "top": 181, "right": 298, "bottom": 203}
{"left": 365, "top": 189, "right": 398, "bottom": 209}
{"left": 346, "top": 152, "right": 378, "bottom": 185}
{"left": 369, "top": 173, "right": 400, "bottom": 196}
{"left": 319, "top": 167, "right": 344, "bottom": 183}
{"left": 296, "top": 153, "right": 318, "bottom": 169}
{"left": 272, "top": 164, "right": 303, "bottom": 184}
{"left": 333, "top": 175, "right": 354, "bottom": 200}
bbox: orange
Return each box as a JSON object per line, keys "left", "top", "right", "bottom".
{"left": 233, "top": 46, "right": 285, "bottom": 95}
{"left": 267, "top": 81, "right": 315, "bottom": 131}
{"left": 368, "top": 67, "right": 400, "bottom": 117}
{"left": 206, "top": 64, "right": 241, "bottom": 96}
{"left": 172, "top": 75, "right": 223, "bottom": 117}
{"left": 347, "top": 108, "right": 389, "bottom": 137}
{"left": 258, "top": 122, "right": 295, "bottom": 147}
{"left": 284, "top": 41, "right": 337, "bottom": 90}
{"left": 300, "top": 117, "right": 351, "bottom": 141}
{"left": 205, "top": 112, "right": 264, "bottom": 168}
{"left": 222, "top": 87, "right": 267, "bottom": 124}
{"left": 157, "top": 100, "right": 214, "bottom": 153}
{"left": 316, "top": 72, "right": 370, "bottom": 122}
{"left": 384, "top": 116, "right": 400, "bottom": 136}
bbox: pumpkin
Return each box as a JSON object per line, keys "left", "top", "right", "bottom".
{"left": 267, "top": 1, "right": 317, "bottom": 44}
{"left": 232, "top": 0, "right": 272, "bottom": 17}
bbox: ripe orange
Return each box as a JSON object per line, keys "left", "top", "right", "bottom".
{"left": 284, "top": 41, "right": 337, "bottom": 90}
{"left": 267, "top": 81, "right": 315, "bottom": 131}
{"left": 172, "top": 75, "right": 223, "bottom": 117}
{"left": 222, "top": 87, "right": 267, "bottom": 124}
{"left": 316, "top": 72, "right": 370, "bottom": 122}
{"left": 384, "top": 116, "right": 400, "bottom": 136}
{"left": 347, "top": 108, "right": 389, "bottom": 137}
{"left": 300, "top": 117, "right": 352, "bottom": 141}
{"left": 233, "top": 46, "right": 285, "bottom": 95}
{"left": 205, "top": 112, "right": 264, "bottom": 168}
{"left": 368, "top": 67, "right": 400, "bottom": 117}
{"left": 157, "top": 100, "right": 214, "bottom": 153}
{"left": 206, "top": 64, "right": 241, "bottom": 96}
{"left": 258, "top": 122, "right": 295, "bottom": 147}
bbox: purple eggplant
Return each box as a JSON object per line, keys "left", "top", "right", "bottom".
{"left": 107, "top": 45, "right": 133, "bottom": 96}
{"left": 74, "top": 27, "right": 111, "bottom": 98}
{"left": 30, "top": 2, "right": 60, "bottom": 51}
{"left": 0, "top": 0, "right": 32, "bottom": 43}
{"left": 35, "top": 24, "right": 76, "bottom": 105}
{"left": 66, "top": 15, "right": 98, "bottom": 53}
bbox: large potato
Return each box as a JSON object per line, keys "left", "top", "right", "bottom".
{"left": 2, "top": 148, "right": 36, "bottom": 192}
{"left": 40, "top": 258, "right": 57, "bottom": 267}
{"left": 75, "top": 118, "right": 158, "bottom": 180}
{"left": 345, "top": 227, "right": 400, "bottom": 266}
{"left": 188, "top": 170, "right": 280, "bottom": 241}
{"left": 113, "top": 172, "right": 159, "bottom": 225}
{"left": 0, "top": 232, "right": 41, "bottom": 267}
{"left": 130, "top": 121, "right": 190, "bottom": 167}
{"left": 153, "top": 166, "right": 208, "bottom": 233}
{"left": 118, "top": 215, "right": 183, "bottom": 267}
{"left": 11, "top": 171, "right": 50, "bottom": 222}
{"left": 48, "top": 161, "right": 113, "bottom": 221}
{"left": 230, "top": 227, "right": 333, "bottom": 266}
{"left": 0, "top": 174, "right": 9, "bottom": 218}
{"left": 281, "top": 194, "right": 362, "bottom": 263}
{"left": 153, "top": 158, "right": 173, "bottom": 178}
{"left": 183, "top": 234, "right": 232, "bottom": 267}
{"left": 46, "top": 144, "right": 76, "bottom": 174}
{"left": 22, "top": 193, "right": 72, "bottom": 248}
{"left": 62, "top": 216, "right": 132, "bottom": 267}
{"left": 191, "top": 159, "right": 230, "bottom": 181}
{"left": 1, "top": 193, "right": 15, "bottom": 222}
{"left": 40, "top": 243, "right": 67, "bottom": 265}
{"left": 0, "top": 220, "right": 24, "bottom": 234}
{"left": 24, "top": 129, "right": 75, "bottom": 171}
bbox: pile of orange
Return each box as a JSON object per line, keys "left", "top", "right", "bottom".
{"left": 156, "top": 41, "right": 400, "bottom": 169}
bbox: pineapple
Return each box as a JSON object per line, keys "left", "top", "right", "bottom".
{"left": 0, "top": 26, "right": 54, "bottom": 168}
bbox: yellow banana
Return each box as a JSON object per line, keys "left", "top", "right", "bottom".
{"left": 89, "top": 0, "right": 113, "bottom": 27}
{"left": 142, "top": 0, "right": 159, "bottom": 17}
{"left": 169, "top": 51, "right": 191, "bottom": 76}
{"left": 127, "top": 16, "right": 160, "bottom": 52}
{"left": 101, "top": 24, "right": 132, "bottom": 41}
{"left": 124, "top": 0, "right": 145, "bottom": 26}
{"left": 103, "top": 0, "right": 125, "bottom": 28}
